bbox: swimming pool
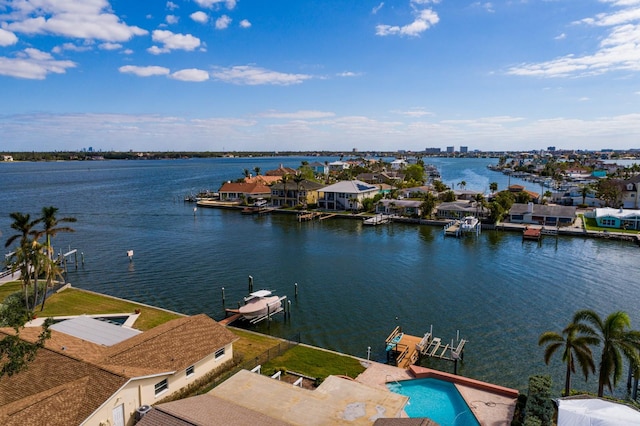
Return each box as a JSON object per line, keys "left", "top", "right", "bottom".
{"left": 387, "top": 378, "right": 480, "bottom": 426}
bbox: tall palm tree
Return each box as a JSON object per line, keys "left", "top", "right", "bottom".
{"left": 489, "top": 182, "right": 498, "bottom": 193}
{"left": 573, "top": 309, "right": 640, "bottom": 396}
{"left": 253, "top": 166, "right": 261, "bottom": 176}
{"left": 293, "top": 173, "right": 305, "bottom": 207}
{"left": 37, "top": 206, "right": 76, "bottom": 310}
{"left": 539, "top": 322, "right": 598, "bottom": 396}
{"left": 281, "top": 174, "right": 290, "bottom": 207}
{"left": 5, "top": 212, "right": 38, "bottom": 310}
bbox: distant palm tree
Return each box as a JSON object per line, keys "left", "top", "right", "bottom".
{"left": 539, "top": 322, "right": 598, "bottom": 396}
{"left": 458, "top": 181, "right": 467, "bottom": 190}
{"left": 573, "top": 309, "right": 640, "bottom": 396}
{"left": 474, "top": 193, "right": 485, "bottom": 218}
{"left": 253, "top": 167, "right": 261, "bottom": 176}
{"left": 489, "top": 182, "right": 498, "bottom": 193}
{"left": 243, "top": 168, "right": 250, "bottom": 178}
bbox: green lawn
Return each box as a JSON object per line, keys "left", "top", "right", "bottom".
{"left": 263, "top": 344, "right": 366, "bottom": 380}
{"left": 230, "top": 327, "right": 284, "bottom": 361}
{"left": 0, "top": 284, "right": 182, "bottom": 331}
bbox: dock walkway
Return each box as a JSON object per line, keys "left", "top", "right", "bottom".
{"left": 385, "top": 326, "right": 466, "bottom": 370}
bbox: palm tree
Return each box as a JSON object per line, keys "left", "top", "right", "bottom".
{"left": 243, "top": 168, "right": 250, "bottom": 178}
{"left": 539, "top": 322, "right": 598, "bottom": 396}
{"left": 37, "top": 206, "right": 76, "bottom": 310}
{"left": 293, "top": 173, "right": 305, "bottom": 207}
{"left": 458, "top": 181, "right": 467, "bottom": 190}
{"left": 489, "top": 182, "right": 498, "bottom": 193}
{"left": 579, "top": 184, "right": 590, "bottom": 206}
{"left": 253, "top": 166, "right": 261, "bottom": 176}
{"left": 474, "top": 193, "right": 485, "bottom": 218}
{"left": 5, "top": 212, "right": 38, "bottom": 310}
{"left": 573, "top": 309, "right": 640, "bottom": 396}
{"left": 281, "top": 174, "right": 290, "bottom": 207}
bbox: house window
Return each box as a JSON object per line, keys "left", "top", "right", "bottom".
{"left": 154, "top": 379, "right": 168, "bottom": 396}
{"left": 186, "top": 365, "right": 195, "bottom": 377}
{"left": 215, "top": 347, "right": 225, "bottom": 360}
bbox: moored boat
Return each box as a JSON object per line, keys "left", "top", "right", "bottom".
{"left": 460, "top": 216, "right": 479, "bottom": 232}
{"left": 238, "top": 290, "right": 283, "bottom": 320}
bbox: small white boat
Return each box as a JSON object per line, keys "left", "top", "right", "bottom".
{"left": 238, "top": 290, "right": 283, "bottom": 320}
{"left": 460, "top": 216, "right": 479, "bottom": 232}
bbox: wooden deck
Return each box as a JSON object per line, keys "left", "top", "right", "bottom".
{"left": 385, "top": 326, "right": 466, "bottom": 369}
{"left": 523, "top": 227, "right": 542, "bottom": 240}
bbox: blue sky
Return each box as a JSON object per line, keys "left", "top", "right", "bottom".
{"left": 1, "top": 0, "right": 639, "bottom": 153}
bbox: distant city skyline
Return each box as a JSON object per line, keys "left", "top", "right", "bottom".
{"left": 1, "top": 1, "right": 639, "bottom": 152}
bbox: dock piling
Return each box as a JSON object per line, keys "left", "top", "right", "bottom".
{"left": 248, "top": 275, "right": 253, "bottom": 292}
{"left": 294, "top": 282, "right": 298, "bottom": 298}
{"left": 221, "top": 287, "right": 225, "bottom": 304}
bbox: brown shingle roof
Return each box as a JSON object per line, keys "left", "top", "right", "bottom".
{"left": 0, "top": 349, "right": 128, "bottom": 426}
{"left": 218, "top": 181, "right": 271, "bottom": 194}
{"left": 100, "top": 314, "right": 237, "bottom": 374}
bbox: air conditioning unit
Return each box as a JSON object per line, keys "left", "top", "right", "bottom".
{"left": 135, "top": 405, "right": 151, "bottom": 421}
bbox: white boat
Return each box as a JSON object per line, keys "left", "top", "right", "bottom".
{"left": 238, "top": 290, "right": 283, "bottom": 320}
{"left": 460, "top": 216, "right": 479, "bottom": 232}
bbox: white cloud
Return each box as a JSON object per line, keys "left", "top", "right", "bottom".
{"left": 0, "top": 48, "right": 76, "bottom": 79}
{"left": 471, "top": 2, "right": 495, "bottom": 13}
{"left": 211, "top": 65, "right": 312, "bottom": 85}
{"left": 166, "top": 1, "right": 179, "bottom": 11}
{"left": 260, "top": 110, "right": 336, "bottom": 119}
{"left": 508, "top": 2, "right": 640, "bottom": 77}
{"left": 170, "top": 68, "right": 210, "bottom": 81}
{"left": 555, "top": 33, "right": 567, "bottom": 40}
{"left": 191, "top": 11, "right": 209, "bottom": 23}
{"left": 393, "top": 108, "right": 433, "bottom": 117}
{"left": 119, "top": 65, "right": 170, "bottom": 77}
{"left": 149, "top": 30, "right": 201, "bottom": 54}
{"left": 239, "top": 19, "right": 251, "bottom": 28}
{"left": 166, "top": 15, "right": 179, "bottom": 25}
{"left": 99, "top": 42, "right": 122, "bottom": 50}
{"left": 3, "top": 0, "right": 148, "bottom": 42}
{"left": 51, "top": 42, "right": 93, "bottom": 54}
{"left": 215, "top": 15, "right": 232, "bottom": 30}
{"left": 194, "top": 0, "right": 237, "bottom": 10}
{"left": 376, "top": 6, "right": 440, "bottom": 37}
{"left": 0, "top": 28, "right": 18, "bottom": 46}
{"left": 372, "top": 3, "right": 384, "bottom": 14}
{"left": 337, "top": 71, "right": 362, "bottom": 77}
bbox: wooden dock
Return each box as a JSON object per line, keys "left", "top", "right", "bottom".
{"left": 522, "top": 227, "right": 542, "bottom": 241}
{"left": 444, "top": 220, "right": 461, "bottom": 237}
{"left": 385, "top": 326, "right": 466, "bottom": 370}
{"left": 298, "top": 211, "right": 321, "bottom": 222}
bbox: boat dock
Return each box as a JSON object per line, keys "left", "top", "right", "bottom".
{"left": 297, "top": 211, "right": 337, "bottom": 222}
{"left": 522, "top": 227, "right": 542, "bottom": 241}
{"left": 363, "top": 214, "right": 392, "bottom": 226}
{"left": 385, "top": 326, "right": 466, "bottom": 371}
{"left": 444, "top": 220, "right": 461, "bottom": 237}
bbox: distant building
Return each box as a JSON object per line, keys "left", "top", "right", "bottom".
{"left": 446, "top": 146, "right": 455, "bottom": 154}
{"left": 424, "top": 147, "right": 441, "bottom": 154}
{"left": 547, "top": 146, "right": 556, "bottom": 152}
{"left": 460, "top": 146, "right": 468, "bottom": 154}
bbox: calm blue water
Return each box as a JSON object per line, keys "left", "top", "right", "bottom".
{"left": 387, "top": 378, "right": 479, "bottom": 425}
{"left": 1, "top": 157, "right": 639, "bottom": 396}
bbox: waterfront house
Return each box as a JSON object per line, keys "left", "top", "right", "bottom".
{"left": 436, "top": 200, "right": 489, "bottom": 220}
{"left": 218, "top": 181, "right": 271, "bottom": 203}
{"left": 400, "top": 185, "right": 432, "bottom": 199}
{"left": 317, "top": 180, "right": 379, "bottom": 211}
{"left": 309, "top": 161, "right": 329, "bottom": 176}
{"left": 265, "top": 164, "right": 298, "bottom": 177}
{"left": 591, "top": 207, "right": 640, "bottom": 230}
{"left": 0, "top": 314, "right": 238, "bottom": 426}
{"left": 328, "top": 161, "right": 349, "bottom": 173}
{"left": 376, "top": 199, "right": 423, "bottom": 217}
{"left": 244, "top": 175, "right": 282, "bottom": 185}
{"left": 270, "top": 179, "right": 324, "bottom": 208}
{"left": 620, "top": 175, "right": 640, "bottom": 209}
{"left": 508, "top": 202, "right": 577, "bottom": 227}
{"left": 390, "top": 159, "right": 407, "bottom": 170}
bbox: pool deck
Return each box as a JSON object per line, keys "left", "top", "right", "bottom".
{"left": 356, "top": 362, "right": 518, "bottom": 426}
